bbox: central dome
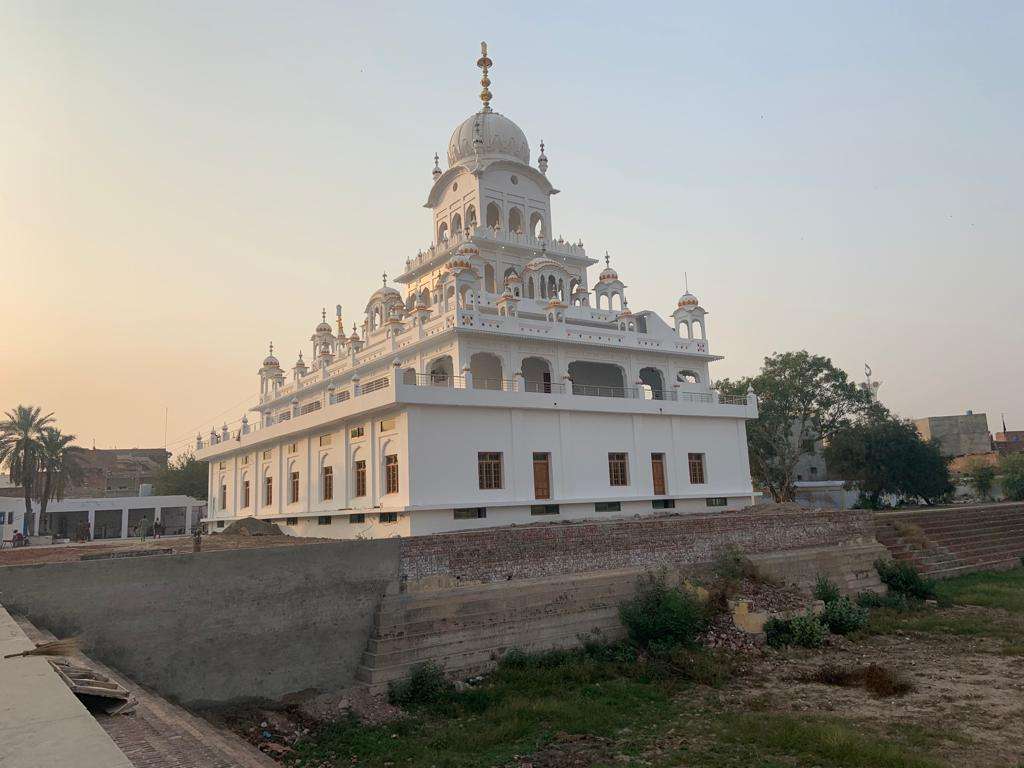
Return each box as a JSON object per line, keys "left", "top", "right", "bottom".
{"left": 448, "top": 110, "right": 530, "bottom": 166}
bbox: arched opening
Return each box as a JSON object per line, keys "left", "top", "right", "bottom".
{"left": 465, "top": 205, "right": 477, "bottom": 228}
{"left": 677, "top": 370, "right": 701, "bottom": 384}
{"left": 458, "top": 284, "right": 474, "bottom": 308}
{"left": 451, "top": 213, "right": 462, "bottom": 235}
{"left": 568, "top": 360, "right": 626, "bottom": 398}
{"left": 508, "top": 207, "right": 523, "bottom": 233}
{"left": 428, "top": 355, "right": 453, "bottom": 385}
{"left": 484, "top": 263, "right": 496, "bottom": 293}
{"left": 547, "top": 275, "right": 558, "bottom": 300}
{"left": 530, "top": 212, "right": 545, "bottom": 239}
{"left": 611, "top": 292, "right": 623, "bottom": 311}
{"left": 438, "top": 221, "right": 448, "bottom": 243}
{"left": 526, "top": 277, "right": 535, "bottom": 299}
{"left": 539, "top": 274, "right": 547, "bottom": 299}
{"left": 445, "top": 284, "right": 455, "bottom": 309}
{"left": 639, "top": 367, "right": 665, "bottom": 400}
{"left": 486, "top": 202, "right": 501, "bottom": 228}
{"left": 470, "top": 352, "right": 503, "bottom": 390}
{"left": 521, "top": 356, "right": 553, "bottom": 393}
{"left": 404, "top": 294, "right": 416, "bottom": 312}
{"left": 419, "top": 287, "right": 431, "bottom": 306}
{"left": 402, "top": 367, "right": 417, "bottom": 385}
{"left": 692, "top": 319, "right": 705, "bottom": 339}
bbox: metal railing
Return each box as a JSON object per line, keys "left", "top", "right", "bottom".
{"left": 359, "top": 376, "right": 390, "bottom": 395}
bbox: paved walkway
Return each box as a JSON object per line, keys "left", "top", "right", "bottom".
{"left": 17, "top": 618, "right": 278, "bottom": 768}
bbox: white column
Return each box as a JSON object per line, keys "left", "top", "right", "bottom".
{"left": 87, "top": 509, "right": 96, "bottom": 541}
{"left": 184, "top": 505, "right": 192, "bottom": 535}
{"left": 120, "top": 507, "right": 129, "bottom": 538}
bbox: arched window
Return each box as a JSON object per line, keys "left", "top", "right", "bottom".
{"left": 521, "top": 356, "right": 553, "bottom": 393}
{"left": 486, "top": 202, "right": 501, "bottom": 228}
{"left": 438, "top": 221, "right": 448, "bottom": 242}
{"left": 465, "top": 205, "right": 477, "bottom": 228}
{"left": 419, "top": 287, "right": 431, "bottom": 306}
{"left": 451, "top": 213, "right": 462, "bottom": 235}
{"left": 470, "top": 352, "right": 503, "bottom": 389}
{"left": 484, "top": 263, "right": 496, "bottom": 293}
{"left": 508, "top": 207, "right": 523, "bottom": 233}
{"left": 548, "top": 275, "right": 558, "bottom": 300}
{"left": 530, "top": 212, "right": 545, "bottom": 239}
{"left": 692, "top": 319, "right": 705, "bottom": 339}
{"left": 639, "top": 367, "right": 665, "bottom": 400}
{"left": 527, "top": 277, "right": 535, "bottom": 299}
{"left": 677, "top": 370, "right": 701, "bottom": 384}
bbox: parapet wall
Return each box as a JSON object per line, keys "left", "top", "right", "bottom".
{"left": 399, "top": 508, "right": 875, "bottom": 585}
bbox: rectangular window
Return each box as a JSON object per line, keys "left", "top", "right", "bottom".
{"left": 384, "top": 454, "right": 399, "bottom": 494}
{"left": 349, "top": 513, "right": 365, "bottom": 524}
{"left": 219, "top": 484, "right": 227, "bottom": 510}
{"left": 688, "top": 453, "right": 706, "bottom": 484}
{"left": 454, "top": 507, "right": 487, "bottom": 520}
{"left": 651, "top": 453, "right": 667, "bottom": 495}
{"left": 216, "top": 520, "right": 224, "bottom": 528}
{"left": 285, "top": 517, "right": 298, "bottom": 525}
{"left": 322, "top": 465, "right": 333, "bottom": 501}
{"left": 242, "top": 480, "right": 250, "bottom": 508}
{"left": 350, "top": 426, "right": 365, "bottom": 439}
{"left": 288, "top": 442, "right": 298, "bottom": 455}
{"left": 379, "top": 512, "right": 398, "bottom": 523}
{"left": 354, "top": 460, "right": 367, "bottom": 497}
{"left": 264, "top": 476, "right": 273, "bottom": 505}
{"left": 608, "top": 452, "right": 629, "bottom": 486}
{"left": 289, "top": 471, "right": 300, "bottom": 503}
{"left": 532, "top": 452, "right": 551, "bottom": 500}
{"left": 379, "top": 418, "right": 396, "bottom": 432}
{"left": 317, "top": 515, "right": 332, "bottom": 525}
{"left": 595, "top": 501, "right": 621, "bottom": 512}
{"left": 530, "top": 504, "right": 560, "bottom": 515}
{"left": 319, "top": 434, "right": 332, "bottom": 447}
{"left": 653, "top": 499, "right": 676, "bottom": 509}
{"left": 705, "top": 497, "right": 728, "bottom": 507}
{"left": 478, "top": 452, "right": 503, "bottom": 490}
{"left": 262, "top": 450, "right": 272, "bottom": 460}
{"left": 218, "top": 461, "right": 225, "bottom": 470}
{"left": 242, "top": 455, "right": 249, "bottom": 465}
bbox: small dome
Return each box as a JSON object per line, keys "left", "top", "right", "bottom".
{"left": 315, "top": 321, "right": 332, "bottom": 334}
{"left": 457, "top": 241, "right": 480, "bottom": 258}
{"left": 677, "top": 292, "right": 699, "bottom": 309}
{"left": 504, "top": 269, "right": 522, "bottom": 284}
{"left": 599, "top": 266, "right": 619, "bottom": 282}
{"left": 448, "top": 110, "right": 530, "bottom": 166}
{"left": 263, "top": 354, "right": 279, "bottom": 367}
{"left": 368, "top": 285, "right": 401, "bottom": 304}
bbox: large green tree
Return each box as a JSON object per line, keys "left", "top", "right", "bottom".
{"left": 962, "top": 458, "right": 996, "bottom": 500}
{"left": 0, "top": 405, "right": 54, "bottom": 534}
{"left": 999, "top": 453, "right": 1024, "bottom": 501}
{"left": 717, "top": 351, "right": 872, "bottom": 502}
{"left": 824, "top": 413, "right": 953, "bottom": 507}
{"left": 154, "top": 452, "right": 208, "bottom": 500}
{"left": 35, "top": 427, "right": 82, "bottom": 522}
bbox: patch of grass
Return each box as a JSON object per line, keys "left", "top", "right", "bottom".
{"left": 934, "top": 567, "right": 1024, "bottom": 613}
{"left": 875, "top": 559, "right": 937, "bottom": 600}
{"left": 865, "top": 605, "right": 1024, "bottom": 643}
{"left": 659, "top": 712, "right": 950, "bottom": 768}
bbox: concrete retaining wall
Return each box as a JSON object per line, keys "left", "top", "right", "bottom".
{"left": 0, "top": 540, "right": 401, "bottom": 707}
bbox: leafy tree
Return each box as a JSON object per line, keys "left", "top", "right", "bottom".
{"left": 154, "top": 452, "right": 208, "bottom": 500}
{"left": 0, "top": 405, "right": 54, "bottom": 534}
{"left": 999, "top": 453, "right": 1024, "bottom": 501}
{"left": 824, "top": 413, "right": 952, "bottom": 507}
{"left": 35, "top": 428, "right": 82, "bottom": 522}
{"left": 962, "top": 458, "right": 996, "bottom": 500}
{"left": 717, "top": 351, "right": 872, "bottom": 502}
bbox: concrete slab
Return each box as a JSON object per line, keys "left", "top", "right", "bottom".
{"left": 0, "top": 603, "right": 133, "bottom": 768}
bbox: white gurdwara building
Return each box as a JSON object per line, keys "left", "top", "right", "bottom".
{"left": 196, "top": 44, "right": 758, "bottom": 539}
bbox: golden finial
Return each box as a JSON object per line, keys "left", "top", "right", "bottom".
{"left": 477, "top": 41, "right": 493, "bottom": 112}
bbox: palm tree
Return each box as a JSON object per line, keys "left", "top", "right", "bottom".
{"left": 35, "top": 427, "right": 82, "bottom": 534}
{"left": 0, "top": 405, "right": 54, "bottom": 534}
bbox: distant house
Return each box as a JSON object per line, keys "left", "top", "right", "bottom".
{"left": 993, "top": 430, "right": 1024, "bottom": 456}
{"left": 913, "top": 412, "right": 991, "bottom": 458}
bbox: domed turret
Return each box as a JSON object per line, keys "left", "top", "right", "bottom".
{"left": 262, "top": 342, "right": 280, "bottom": 369}
{"left": 677, "top": 292, "right": 699, "bottom": 309}
{"left": 449, "top": 111, "right": 530, "bottom": 166}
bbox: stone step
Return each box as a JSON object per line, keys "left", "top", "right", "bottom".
{"left": 923, "top": 556, "right": 1022, "bottom": 579}
{"left": 880, "top": 515, "right": 1024, "bottom": 536}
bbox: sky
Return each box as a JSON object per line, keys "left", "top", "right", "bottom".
{"left": 1, "top": 1, "right": 1022, "bottom": 456}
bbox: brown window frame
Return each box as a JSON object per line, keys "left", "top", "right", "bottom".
{"left": 264, "top": 476, "right": 273, "bottom": 506}
{"left": 322, "top": 465, "right": 333, "bottom": 501}
{"left": 688, "top": 453, "right": 706, "bottom": 485}
{"left": 651, "top": 453, "right": 667, "bottom": 495}
{"left": 219, "top": 484, "right": 227, "bottom": 510}
{"left": 289, "top": 471, "right": 300, "bottom": 504}
{"left": 384, "top": 454, "right": 399, "bottom": 494}
{"left": 241, "top": 479, "right": 250, "bottom": 508}
{"left": 608, "top": 452, "right": 629, "bottom": 486}
{"left": 478, "top": 452, "right": 503, "bottom": 490}
{"left": 354, "top": 459, "right": 367, "bottom": 497}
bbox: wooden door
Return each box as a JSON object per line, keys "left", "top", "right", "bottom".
{"left": 652, "top": 453, "right": 666, "bottom": 495}
{"left": 533, "top": 452, "right": 551, "bottom": 500}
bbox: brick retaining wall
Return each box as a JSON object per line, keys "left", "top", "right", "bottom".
{"left": 399, "top": 509, "right": 875, "bottom": 584}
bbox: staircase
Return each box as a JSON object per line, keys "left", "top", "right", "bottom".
{"left": 874, "top": 503, "right": 1024, "bottom": 579}
{"left": 355, "top": 569, "right": 639, "bottom": 688}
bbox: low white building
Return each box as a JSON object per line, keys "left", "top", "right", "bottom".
{"left": 195, "top": 44, "right": 758, "bottom": 539}
{"left": 0, "top": 495, "right": 205, "bottom": 542}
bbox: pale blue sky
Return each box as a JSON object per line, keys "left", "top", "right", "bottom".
{"left": 2, "top": 1, "right": 1022, "bottom": 452}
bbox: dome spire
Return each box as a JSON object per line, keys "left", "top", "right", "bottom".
{"left": 477, "top": 41, "right": 493, "bottom": 112}
{"left": 432, "top": 152, "right": 441, "bottom": 181}
{"left": 538, "top": 140, "right": 548, "bottom": 174}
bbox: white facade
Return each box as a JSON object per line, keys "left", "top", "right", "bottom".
{"left": 0, "top": 495, "right": 205, "bottom": 541}
{"left": 195, "top": 44, "right": 758, "bottom": 539}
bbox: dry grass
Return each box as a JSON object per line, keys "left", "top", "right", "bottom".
{"left": 806, "top": 663, "right": 915, "bottom": 697}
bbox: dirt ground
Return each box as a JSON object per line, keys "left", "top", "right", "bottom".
{"left": 0, "top": 533, "right": 333, "bottom": 566}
